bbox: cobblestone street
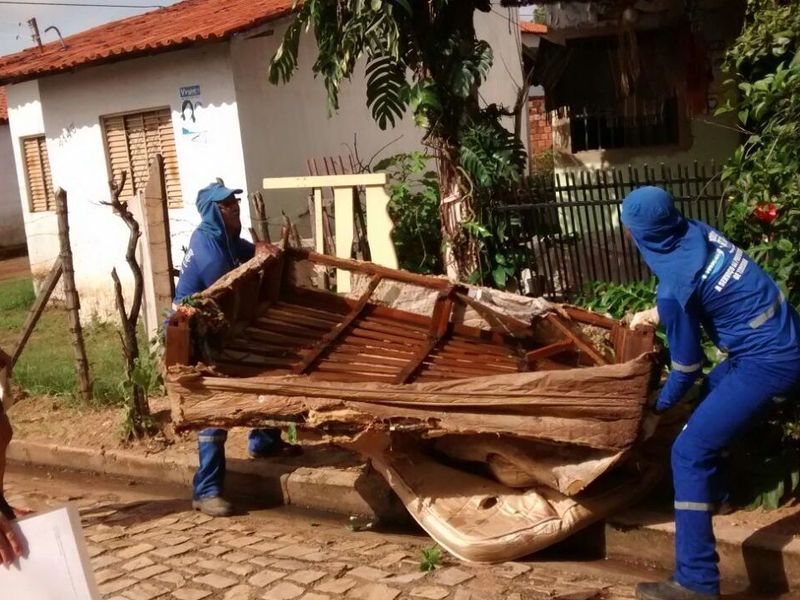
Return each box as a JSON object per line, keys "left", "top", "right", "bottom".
{"left": 3, "top": 464, "right": 674, "bottom": 600}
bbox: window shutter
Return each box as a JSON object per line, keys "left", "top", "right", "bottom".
{"left": 22, "top": 136, "right": 55, "bottom": 212}
{"left": 102, "top": 108, "right": 182, "bottom": 208}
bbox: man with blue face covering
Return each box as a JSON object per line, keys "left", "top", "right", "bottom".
{"left": 175, "top": 182, "right": 297, "bottom": 517}
{"left": 621, "top": 186, "right": 800, "bottom": 600}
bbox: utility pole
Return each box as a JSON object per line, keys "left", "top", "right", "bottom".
{"left": 27, "top": 18, "right": 42, "bottom": 49}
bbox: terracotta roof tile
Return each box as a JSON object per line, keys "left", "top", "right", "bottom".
{"left": 0, "top": 0, "right": 295, "bottom": 85}
{"left": 0, "top": 87, "right": 6, "bottom": 122}
{"left": 520, "top": 22, "right": 548, "bottom": 34}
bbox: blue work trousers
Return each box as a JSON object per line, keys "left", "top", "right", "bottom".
{"left": 192, "top": 428, "right": 280, "bottom": 500}
{"left": 671, "top": 355, "right": 800, "bottom": 595}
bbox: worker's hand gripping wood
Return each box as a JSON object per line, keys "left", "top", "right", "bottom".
{"left": 629, "top": 306, "right": 659, "bottom": 329}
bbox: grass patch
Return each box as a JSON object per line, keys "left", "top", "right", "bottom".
{"left": 0, "top": 277, "right": 137, "bottom": 406}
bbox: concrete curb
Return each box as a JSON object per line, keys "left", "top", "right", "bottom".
{"left": 606, "top": 510, "right": 800, "bottom": 591}
{"left": 6, "top": 439, "right": 407, "bottom": 522}
{"left": 8, "top": 439, "right": 798, "bottom": 590}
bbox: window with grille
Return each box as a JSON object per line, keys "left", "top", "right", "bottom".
{"left": 101, "top": 108, "right": 182, "bottom": 208}
{"left": 22, "top": 136, "right": 55, "bottom": 212}
{"left": 569, "top": 97, "right": 681, "bottom": 153}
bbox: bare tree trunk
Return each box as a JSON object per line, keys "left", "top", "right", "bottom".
{"left": 104, "top": 172, "right": 150, "bottom": 436}
{"left": 436, "top": 151, "right": 479, "bottom": 281}
{"left": 54, "top": 188, "right": 92, "bottom": 402}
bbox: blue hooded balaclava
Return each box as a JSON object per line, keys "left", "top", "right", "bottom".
{"left": 196, "top": 182, "right": 243, "bottom": 269}
{"left": 621, "top": 186, "right": 709, "bottom": 307}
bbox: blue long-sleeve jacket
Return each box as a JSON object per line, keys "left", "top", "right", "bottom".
{"left": 174, "top": 230, "right": 255, "bottom": 303}
{"left": 654, "top": 229, "right": 800, "bottom": 412}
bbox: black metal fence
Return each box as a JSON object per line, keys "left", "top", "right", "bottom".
{"left": 496, "top": 161, "right": 727, "bottom": 299}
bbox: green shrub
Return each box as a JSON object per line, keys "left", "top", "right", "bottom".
{"left": 716, "top": 0, "right": 800, "bottom": 508}
{"left": 375, "top": 152, "right": 443, "bottom": 275}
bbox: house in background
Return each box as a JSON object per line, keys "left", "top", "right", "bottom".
{"left": 520, "top": 22, "right": 552, "bottom": 169}
{"left": 0, "top": 87, "right": 25, "bottom": 252}
{"left": 531, "top": 0, "right": 744, "bottom": 173}
{"left": 0, "top": 0, "right": 526, "bottom": 325}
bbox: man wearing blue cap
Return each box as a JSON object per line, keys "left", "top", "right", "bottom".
{"left": 621, "top": 186, "right": 800, "bottom": 600}
{"left": 175, "top": 182, "right": 297, "bottom": 517}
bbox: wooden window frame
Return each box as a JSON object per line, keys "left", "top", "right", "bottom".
{"left": 100, "top": 106, "right": 183, "bottom": 209}
{"left": 21, "top": 134, "right": 55, "bottom": 213}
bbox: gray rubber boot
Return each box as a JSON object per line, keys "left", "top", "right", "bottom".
{"left": 636, "top": 581, "right": 720, "bottom": 600}
{"left": 192, "top": 496, "right": 235, "bottom": 517}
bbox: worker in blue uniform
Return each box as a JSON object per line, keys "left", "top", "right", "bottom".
{"left": 621, "top": 187, "right": 800, "bottom": 600}
{"left": 175, "top": 182, "right": 298, "bottom": 517}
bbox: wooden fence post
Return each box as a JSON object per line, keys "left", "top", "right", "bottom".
{"left": 54, "top": 188, "right": 92, "bottom": 402}
{"left": 10, "top": 258, "right": 63, "bottom": 371}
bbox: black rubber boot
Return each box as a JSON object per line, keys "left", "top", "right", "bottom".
{"left": 635, "top": 580, "right": 720, "bottom": 600}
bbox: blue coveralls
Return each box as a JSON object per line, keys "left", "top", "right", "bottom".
{"left": 622, "top": 187, "right": 800, "bottom": 596}
{"left": 174, "top": 183, "right": 281, "bottom": 502}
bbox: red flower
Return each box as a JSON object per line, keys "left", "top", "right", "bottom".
{"left": 754, "top": 203, "right": 778, "bottom": 223}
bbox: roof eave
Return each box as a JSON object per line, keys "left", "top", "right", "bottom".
{"left": 0, "top": 5, "right": 295, "bottom": 87}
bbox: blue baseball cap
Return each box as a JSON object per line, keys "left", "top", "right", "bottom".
{"left": 196, "top": 182, "right": 243, "bottom": 206}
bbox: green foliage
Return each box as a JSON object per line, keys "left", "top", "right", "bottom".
{"left": 465, "top": 212, "right": 527, "bottom": 290}
{"left": 287, "top": 423, "right": 298, "bottom": 445}
{"left": 468, "top": 169, "right": 554, "bottom": 291}
{"left": 419, "top": 545, "right": 442, "bottom": 572}
{"left": 718, "top": 0, "right": 800, "bottom": 306}
{"left": 375, "top": 152, "right": 443, "bottom": 274}
{"left": 459, "top": 118, "right": 527, "bottom": 189}
{"left": 268, "top": 0, "right": 497, "bottom": 140}
{"left": 575, "top": 278, "right": 658, "bottom": 320}
{"left": 0, "top": 277, "right": 143, "bottom": 406}
{"left": 716, "top": 0, "right": 800, "bottom": 508}
{"left": 730, "top": 399, "right": 800, "bottom": 509}
{"left": 268, "top": 0, "right": 526, "bottom": 278}
{"left": 125, "top": 344, "right": 164, "bottom": 400}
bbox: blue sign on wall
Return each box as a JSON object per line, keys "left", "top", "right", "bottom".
{"left": 179, "top": 85, "right": 201, "bottom": 99}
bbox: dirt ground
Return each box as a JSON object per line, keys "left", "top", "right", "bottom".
{"left": 0, "top": 255, "right": 31, "bottom": 281}
{"left": 7, "top": 393, "right": 364, "bottom": 469}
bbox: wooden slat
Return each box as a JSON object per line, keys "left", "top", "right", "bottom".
{"left": 563, "top": 305, "right": 618, "bottom": 330}
{"left": 316, "top": 354, "right": 401, "bottom": 374}
{"left": 330, "top": 336, "right": 417, "bottom": 356}
{"left": 356, "top": 318, "right": 427, "bottom": 340}
{"left": 292, "top": 274, "right": 383, "bottom": 374}
{"left": 347, "top": 326, "right": 424, "bottom": 348}
{"left": 322, "top": 344, "right": 413, "bottom": 362}
{"left": 256, "top": 312, "right": 334, "bottom": 332}
{"left": 545, "top": 313, "right": 609, "bottom": 366}
{"left": 242, "top": 327, "right": 319, "bottom": 347}
{"left": 287, "top": 248, "right": 453, "bottom": 291}
{"left": 394, "top": 289, "right": 455, "bottom": 384}
{"left": 250, "top": 317, "right": 330, "bottom": 337}
{"left": 442, "top": 338, "right": 516, "bottom": 358}
{"left": 525, "top": 339, "right": 576, "bottom": 366}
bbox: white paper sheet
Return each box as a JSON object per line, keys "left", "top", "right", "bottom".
{"left": 0, "top": 504, "right": 100, "bottom": 599}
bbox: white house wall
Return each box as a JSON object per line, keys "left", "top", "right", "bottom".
{"left": 0, "top": 123, "right": 25, "bottom": 248}
{"left": 5, "top": 81, "right": 57, "bottom": 285}
{"left": 8, "top": 44, "right": 249, "bottom": 321}
{"left": 230, "top": 9, "right": 525, "bottom": 240}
